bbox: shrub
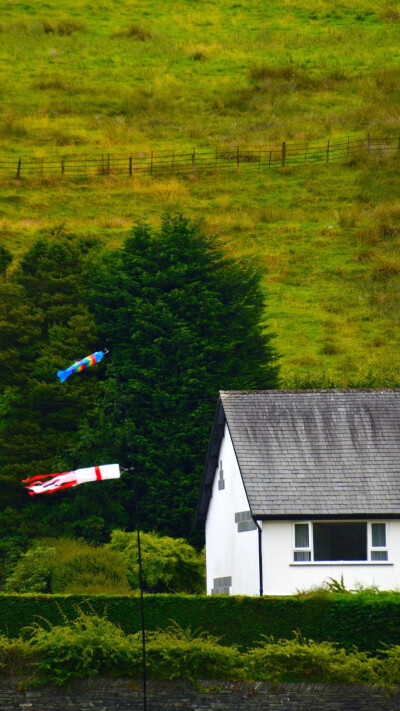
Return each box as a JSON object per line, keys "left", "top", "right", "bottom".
{"left": 108, "top": 530, "right": 205, "bottom": 593}
{"left": 3, "top": 547, "right": 56, "bottom": 593}
{"left": 0, "top": 635, "right": 32, "bottom": 677}
{"left": 4, "top": 538, "right": 130, "bottom": 594}
{"left": 380, "top": 645, "right": 400, "bottom": 685}
{"left": 131, "top": 625, "right": 244, "bottom": 681}
{"left": 246, "top": 633, "right": 380, "bottom": 685}
{"left": 21, "top": 614, "right": 244, "bottom": 686}
{"left": 41, "top": 538, "right": 130, "bottom": 594}
{"left": 27, "top": 611, "right": 132, "bottom": 685}
{"left": 1, "top": 619, "right": 396, "bottom": 688}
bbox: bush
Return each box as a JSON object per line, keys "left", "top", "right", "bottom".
{"left": 0, "top": 635, "right": 32, "bottom": 677}
{"left": 4, "top": 538, "right": 130, "bottom": 594}
{"left": 108, "top": 530, "right": 205, "bottom": 593}
{"left": 27, "top": 611, "right": 132, "bottom": 685}
{"left": 380, "top": 645, "right": 400, "bottom": 685}
{"left": 3, "top": 547, "right": 56, "bottom": 593}
{"left": 48, "top": 539, "right": 130, "bottom": 594}
{"left": 246, "top": 633, "right": 380, "bottom": 684}
{"left": 0, "top": 617, "right": 398, "bottom": 688}
{"left": 23, "top": 614, "right": 243, "bottom": 686}
{"left": 132, "top": 625, "right": 244, "bottom": 682}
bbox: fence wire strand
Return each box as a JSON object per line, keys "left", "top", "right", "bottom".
{"left": 0, "top": 135, "right": 398, "bottom": 180}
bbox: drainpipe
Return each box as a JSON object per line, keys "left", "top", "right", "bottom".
{"left": 256, "top": 521, "right": 263, "bottom": 596}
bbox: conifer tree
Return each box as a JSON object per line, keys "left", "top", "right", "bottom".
{"left": 84, "top": 214, "right": 277, "bottom": 539}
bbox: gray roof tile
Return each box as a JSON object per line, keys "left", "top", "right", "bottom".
{"left": 220, "top": 390, "right": 400, "bottom": 516}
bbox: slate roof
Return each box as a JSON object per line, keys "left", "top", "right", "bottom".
{"left": 196, "top": 390, "right": 400, "bottom": 525}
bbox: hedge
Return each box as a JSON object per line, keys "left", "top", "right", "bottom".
{"left": 1, "top": 593, "right": 400, "bottom": 654}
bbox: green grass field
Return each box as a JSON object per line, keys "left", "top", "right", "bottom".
{"left": 1, "top": 0, "right": 400, "bottom": 386}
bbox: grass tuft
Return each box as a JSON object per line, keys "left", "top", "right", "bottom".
{"left": 112, "top": 24, "right": 152, "bottom": 41}
{"left": 56, "top": 18, "right": 87, "bottom": 35}
{"left": 378, "top": 4, "right": 400, "bottom": 22}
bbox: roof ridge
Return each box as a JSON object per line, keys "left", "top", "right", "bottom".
{"left": 220, "top": 389, "right": 400, "bottom": 395}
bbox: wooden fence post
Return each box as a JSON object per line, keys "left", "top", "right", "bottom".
{"left": 17, "top": 158, "right": 21, "bottom": 178}
{"left": 61, "top": 159, "right": 64, "bottom": 175}
{"left": 216, "top": 147, "right": 218, "bottom": 170}
{"left": 258, "top": 150, "right": 261, "bottom": 170}
{"left": 171, "top": 150, "right": 175, "bottom": 173}
{"left": 150, "top": 151, "right": 153, "bottom": 175}
{"left": 269, "top": 150, "right": 272, "bottom": 168}
{"left": 237, "top": 146, "right": 240, "bottom": 168}
{"left": 192, "top": 149, "right": 195, "bottom": 174}
{"left": 129, "top": 154, "right": 132, "bottom": 176}
{"left": 366, "top": 133, "right": 371, "bottom": 153}
{"left": 304, "top": 142, "right": 308, "bottom": 162}
{"left": 281, "top": 141, "right": 286, "bottom": 167}
{"left": 107, "top": 154, "right": 110, "bottom": 175}
{"left": 326, "top": 140, "right": 330, "bottom": 163}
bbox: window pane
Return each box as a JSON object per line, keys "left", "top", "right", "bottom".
{"left": 294, "top": 551, "right": 311, "bottom": 562}
{"left": 295, "top": 524, "right": 309, "bottom": 548}
{"left": 371, "top": 550, "right": 388, "bottom": 561}
{"left": 313, "top": 522, "right": 367, "bottom": 561}
{"left": 372, "top": 523, "right": 386, "bottom": 547}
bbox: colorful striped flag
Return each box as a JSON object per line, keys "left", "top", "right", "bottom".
{"left": 57, "top": 351, "right": 104, "bottom": 383}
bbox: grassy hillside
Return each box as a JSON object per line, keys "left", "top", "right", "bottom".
{"left": 0, "top": 0, "right": 400, "bottom": 386}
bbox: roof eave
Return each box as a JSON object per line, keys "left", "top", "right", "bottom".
{"left": 194, "top": 397, "right": 226, "bottom": 529}
{"left": 253, "top": 512, "right": 400, "bottom": 521}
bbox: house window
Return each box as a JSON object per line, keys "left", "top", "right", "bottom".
{"left": 371, "top": 523, "right": 388, "bottom": 561}
{"left": 294, "top": 523, "right": 311, "bottom": 561}
{"left": 293, "top": 522, "right": 388, "bottom": 562}
{"left": 314, "top": 522, "right": 367, "bottom": 561}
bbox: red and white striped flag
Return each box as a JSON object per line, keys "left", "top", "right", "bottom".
{"left": 23, "top": 463, "right": 121, "bottom": 496}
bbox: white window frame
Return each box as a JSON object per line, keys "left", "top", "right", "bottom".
{"left": 293, "top": 522, "right": 312, "bottom": 562}
{"left": 368, "top": 521, "right": 388, "bottom": 562}
{"left": 292, "top": 521, "right": 389, "bottom": 564}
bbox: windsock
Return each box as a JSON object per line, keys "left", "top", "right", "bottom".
{"left": 23, "top": 463, "right": 120, "bottom": 496}
{"left": 57, "top": 351, "right": 104, "bottom": 383}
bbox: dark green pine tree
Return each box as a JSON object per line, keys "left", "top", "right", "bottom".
{"left": 84, "top": 214, "right": 277, "bottom": 540}
{"left": 0, "top": 233, "right": 126, "bottom": 545}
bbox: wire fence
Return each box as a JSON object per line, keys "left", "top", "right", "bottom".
{"left": 0, "top": 134, "right": 398, "bottom": 180}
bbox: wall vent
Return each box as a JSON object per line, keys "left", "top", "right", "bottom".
{"left": 235, "top": 510, "right": 257, "bottom": 532}
{"left": 218, "top": 460, "right": 225, "bottom": 490}
{"left": 211, "top": 576, "right": 232, "bottom": 594}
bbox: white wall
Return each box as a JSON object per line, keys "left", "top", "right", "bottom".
{"left": 262, "top": 520, "right": 400, "bottom": 595}
{"left": 205, "top": 423, "right": 260, "bottom": 596}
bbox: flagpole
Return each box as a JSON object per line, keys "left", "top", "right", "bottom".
{"left": 106, "top": 351, "right": 147, "bottom": 711}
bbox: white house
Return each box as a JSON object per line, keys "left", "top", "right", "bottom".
{"left": 196, "top": 390, "right": 400, "bottom": 596}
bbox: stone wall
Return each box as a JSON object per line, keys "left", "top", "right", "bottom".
{"left": 1, "top": 679, "right": 400, "bottom": 711}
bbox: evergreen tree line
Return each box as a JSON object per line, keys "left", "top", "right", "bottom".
{"left": 0, "top": 214, "right": 277, "bottom": 572}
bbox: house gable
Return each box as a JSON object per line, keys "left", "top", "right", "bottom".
{"left": 205, "top": 422, "right": 260, "bottom": 596}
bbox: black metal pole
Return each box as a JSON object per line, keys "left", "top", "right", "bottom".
{"left": 106, "top": 350, "right": 147, "bottom": 711}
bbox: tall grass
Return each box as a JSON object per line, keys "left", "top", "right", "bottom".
{"left": 0, "top": 0, "right": 400, "bottom": 385}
